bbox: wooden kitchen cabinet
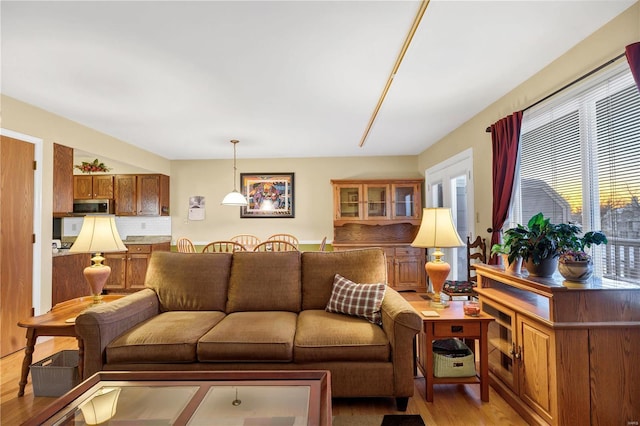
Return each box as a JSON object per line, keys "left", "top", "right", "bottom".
{"left": 73, "top": 175, "right": 114, "bottom": 199}
{"left": 53, "top": 143, "right": 74, "bottom": 215}
{"left": 114, "top": 174, "right": 170, "bottom": 216}
{"left": 474, "top": 264, "right": 640, "bottom": 426}
{"left": 331, "top": 179, "right": 426, "bottom": 292}
{"left": 104, "top": 242, "right": 170, "bottom": 292}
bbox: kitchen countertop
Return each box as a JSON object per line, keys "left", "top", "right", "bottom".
{"left": 122, "top": 235, "right": 172, "bottom": 245}
{"left": 53, "top": 235, "right": 172, "bottom": 256}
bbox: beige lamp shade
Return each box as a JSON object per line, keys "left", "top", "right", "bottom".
{"left": 69, "top": 215, "right": 126, "bottom": 304}
{"left": 79, "top": 387, "right": 121, "bottom": 425}
{"left": 411, "top": 208, "right": 465, "bottom": 249}
{"left": 411, "top": 208, "right": 464, "bottom": 308}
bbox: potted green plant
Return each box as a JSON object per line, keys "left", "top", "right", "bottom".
{"left": 503, "top": 212, "right": 563, "bottom": 277}
{"left": 504, "top": 212, "right": 608, "bottom": 279}
{"left": 491, "top": 237, "right": 522, "bottom": 275}
{"left": 556, "top": 226, "right": 607, "bottom": 282}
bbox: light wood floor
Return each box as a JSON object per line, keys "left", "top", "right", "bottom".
{"left": 1, "top": 337, "right": 528, "bottom": 425}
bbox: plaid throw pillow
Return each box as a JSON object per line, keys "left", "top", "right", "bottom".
{"left": 325, "top": 274, "right": 386, "bottom": 325}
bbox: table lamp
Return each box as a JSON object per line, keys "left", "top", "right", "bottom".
{"left": 411, "top": 208, "right": 464, "bottom": 308}
{"left": 69, "top": 215, "right": 127, "bottom": 304}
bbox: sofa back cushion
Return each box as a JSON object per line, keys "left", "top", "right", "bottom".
{"left": 301, "top": 248, "right": 388, "bottom": 310}
{"left": 227, "top": 251, "right": 302, "bottom": 313}
{"left": 145, "top": 251, "right": 232, "bottom": 311}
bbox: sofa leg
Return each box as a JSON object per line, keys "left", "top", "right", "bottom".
{"left": 396, "top": 397, "right": 409, "bottom": 411}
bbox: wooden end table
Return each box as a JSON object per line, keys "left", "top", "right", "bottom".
{"left": 408, "top": 299, "right": 494, "bottom": 402}
{"left": 17, "top": 295, "right": 124, "bottom": 397}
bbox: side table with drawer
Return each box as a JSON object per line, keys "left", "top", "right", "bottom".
{"left": 408, "top": 299, "right": 494, "bottom": 402}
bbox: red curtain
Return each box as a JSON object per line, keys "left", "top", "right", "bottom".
{"left": 489, "top": 111, "right": 523, "bottom": 264}
{"left": 626, "top": 42, "right": 640, "bottom": 91}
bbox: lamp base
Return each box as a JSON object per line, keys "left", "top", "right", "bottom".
{"left": 425, "top": 258, "right": 451, "bottom": 310}
{"left": 83, "top": 263, "right": 111, "bottom": 306}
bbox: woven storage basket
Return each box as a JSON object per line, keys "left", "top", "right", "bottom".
{"left": 433, "top": 339, "right": 476, "bottom": 378}
{"left": 30, "top": 350, "right": 80, "bottom": 397}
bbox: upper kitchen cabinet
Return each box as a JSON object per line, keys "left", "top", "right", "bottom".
{"left": 73, "top": 175, "right": 114, "bottom": 199}
{"left": 53, "top": 143, "right": 74, "bottom": 216}
{"left": 331, "top": 179, "right": 422, "bottom": 225}
{"left": 114, "top": 174, "right": 170, "bottom": 216}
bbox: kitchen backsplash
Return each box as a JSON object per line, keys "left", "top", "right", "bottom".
{"left": 63, "top": 216, "right": 171, "bottom": 240}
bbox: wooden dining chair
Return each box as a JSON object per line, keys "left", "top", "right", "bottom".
{"left": 266, "top": 233, "right": 299, "bottom": 249}
{"left": 230, "top": 234, "right": 261, "bottom": 251}
{"left": 202, "top": 241, "right": 246, "bottom": 253}
{"left": 442, "top": 235, "right": 487, "bottom": 300}
{"left": 253, "top": 240, "right": 299, "bottom": 252}
{"left": 176, "top": 237, "right": 196, "bottom": 253}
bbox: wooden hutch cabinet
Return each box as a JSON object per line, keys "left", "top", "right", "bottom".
{"left": 73, "top": 175, "right": 114, "bottom": 199}
{"left": 474, "top": 264, "right": 640, "bottom": 426}
{"left": 331, "top": 179, "right": 426, "bottom": 292}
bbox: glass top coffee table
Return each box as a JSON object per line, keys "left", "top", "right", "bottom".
{"left": 23, "top": 370, "right": 331, "bottom": 426}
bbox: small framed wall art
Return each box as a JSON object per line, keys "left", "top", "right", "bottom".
{"left": 240, "top": 173, "right": 295, "bottom": 218}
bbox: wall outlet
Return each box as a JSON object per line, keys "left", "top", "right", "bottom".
{"left": 72, "top": 224, "right": 77, "bottom": 231}
{"left": 141, "top": 222, "right": 146, "bottom": 230}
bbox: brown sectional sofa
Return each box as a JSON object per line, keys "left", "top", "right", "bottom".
{"left": 75, "top": 248, "right": 422, "bottom": 410}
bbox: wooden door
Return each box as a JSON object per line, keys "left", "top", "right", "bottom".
{"left": 127, "top": 254, "right": 150, "bottom": 289}
{"left": 103, "top": 252, "right": 127, "bottom": 290}
{"left": 93, "top": 175, "right": 113, "bottom": 199}
{"left": 114, "top": 175, "right": 137, "bottom": 215}
{"left": 137, "top": 174, "right": 160, "bottom": 216}
{"left": 73, "top": 175, "right": 93, "bottom": 199}
{"left": 53, "top": 143, "right": 74, "bottom": 214}
{"left": 1, "top": 135, "right": 34, "bottom": 357}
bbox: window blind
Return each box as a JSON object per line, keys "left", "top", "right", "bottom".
{"left": 512, "top": 63, "right": 640, "bottom": 284}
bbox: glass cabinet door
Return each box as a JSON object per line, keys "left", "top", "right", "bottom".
{"left": 364, "top": 185, "right": 389, "bottom": 220}
{"left": 482, "top": 299, "right": 518, "bottom": 392}
{"left": 335, "top": 185, "right": 362, "bottom": 220}
{"left": 391, "top": 183, "right": 420, "bottom": 220}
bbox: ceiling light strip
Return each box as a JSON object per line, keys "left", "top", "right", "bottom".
{"left": 358, "top": 0, "right": 431, "bottom": 148}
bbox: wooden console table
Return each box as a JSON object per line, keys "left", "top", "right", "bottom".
{"left": 474, "top": 264, "right": 640, "bottom": 426}
{"left": 17, "top": 295, "right": 123, "bottom": 397}
{"left": 407, "top": 297, "right": 493, "bottom": 402}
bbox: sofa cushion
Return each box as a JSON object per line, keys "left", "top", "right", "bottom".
{"left": 227, "top": 251, "right": 301, "bottom": 313}
{"left": 145, "top": 251, "right": 232, "bottom": 312}
{"left": 107, "top": 311, "right": 225, "bottom": 363}
{"left": 301, "top": 248, "right": 387, "bottom": 310}
{"left": 294, "top": 310, "right": 390, "bottom": 363}
{"left": 198, "top": 311, "right": 297, "bottom": 362}
{"left": 326, "top": 274, "right": 386, "bottom": 325}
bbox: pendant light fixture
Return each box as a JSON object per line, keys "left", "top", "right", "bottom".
{"left": 221, "top": 139, "right": 248, "bottom": 206}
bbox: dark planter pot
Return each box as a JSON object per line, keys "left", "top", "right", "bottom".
{"left": 524, "top": 257, "right": 558, "bottom": 278}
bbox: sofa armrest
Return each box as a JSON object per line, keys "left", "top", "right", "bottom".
{"left": 380, "top": 288, "right": 422, "bottom": 397}
{"left": 75, "top": 289, "right": 160, "bottom": 378}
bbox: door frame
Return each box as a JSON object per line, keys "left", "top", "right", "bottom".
{"left": 425, "top": 148, "right": 474, "bottom": 280}
{"left": 1, "top": 128, "right": 44, "bottom": 314}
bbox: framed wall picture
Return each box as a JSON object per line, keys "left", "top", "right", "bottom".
{"left": 240, "top": 173, "right": 295, "bottom": 218}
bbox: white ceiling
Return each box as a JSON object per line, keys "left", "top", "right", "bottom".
{"left": 1, "top": 1, "right": 635, "bottom": 160}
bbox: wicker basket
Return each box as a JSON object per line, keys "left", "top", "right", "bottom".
{"left": 433, "top": 339, "right": 476, "bottom": 378}
{"left": 30, "top": 350, "right": 80, "bottom": 397}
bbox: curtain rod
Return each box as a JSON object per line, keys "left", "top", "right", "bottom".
{"left": 485, "top": 51, "right": 627, "bottom": 133}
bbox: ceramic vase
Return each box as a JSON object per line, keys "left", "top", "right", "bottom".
{"left": 524, "top": 257, "right": 558, "bottom": 278}
{"left": 558, "top": 260, "right": 593, "bottom": 282}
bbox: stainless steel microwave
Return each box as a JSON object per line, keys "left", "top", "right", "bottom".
{"left": 72, "top": 199, "right": 115, "bottom": 215}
